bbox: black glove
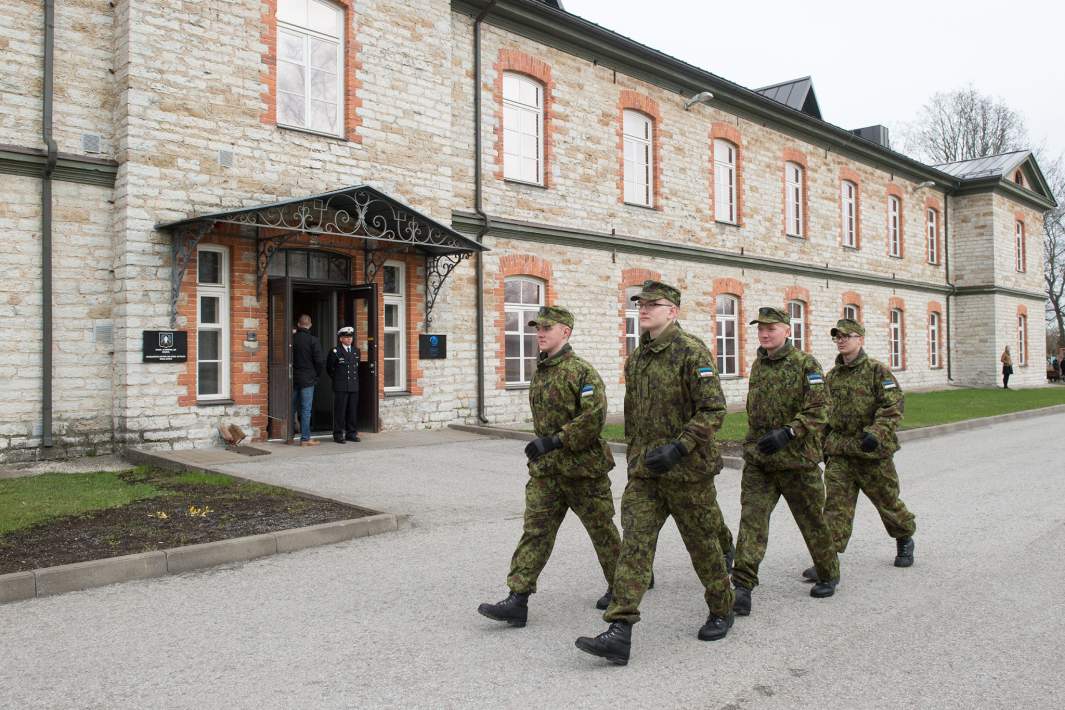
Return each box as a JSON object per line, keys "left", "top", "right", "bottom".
{"left": 645, "top": 441, "right": 688, "bottom": 474}
{"left": 525, "top": 435, "right": 562, "bottom": 461}
{"left": 756, "top": 427, "right": 794, "bottom": 455}
{"left": 859, "top": 432, "right": 879, "bottom": 453}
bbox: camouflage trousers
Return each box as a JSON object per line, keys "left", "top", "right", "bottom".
{"left": 604, "top": 477, "right": 733, "bottom": 623}
{"left": 507, "top": 475, "right": 621, "bottom": 594}
{"left": 824, "top": 456, "right": 916, "bottom": 553}
{"left": 733, "top": 463, "right": 839, "bottom": 589}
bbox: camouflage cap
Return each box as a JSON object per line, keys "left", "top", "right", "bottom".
{"left": 528, "top": 305, "right": 574, "bottom": 329}
{"left": 749, "top": 306, "right": 789, "bottom": 326}
{"left": 630, "top": 280, "right": 681, "bottom": 306}
{"left": 830, "top": 318, "right": 865, "bottom": 337}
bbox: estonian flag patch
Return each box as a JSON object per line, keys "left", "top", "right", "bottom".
{"left": 697, "top": 367, "right": 715, "bottom": 378}
{"left": 883, "top": 380, "right": 897, "bottom": 389}
{"left": 806, "top": 372, "right": 825, "bottom": 385}
{"left": 580, "top": 385, "right": 595, "bottom": 397}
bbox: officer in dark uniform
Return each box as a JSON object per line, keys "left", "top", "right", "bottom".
{"left": 326, "top": 326, "right": 360, "bottom": 444}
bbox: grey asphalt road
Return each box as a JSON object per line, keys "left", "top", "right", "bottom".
{"left": 3, "top": 414, "right": 1064, "bottom": 709}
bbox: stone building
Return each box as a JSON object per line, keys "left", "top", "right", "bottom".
{"left": 0, "top": 0, "right": 1056, "bottom": 462}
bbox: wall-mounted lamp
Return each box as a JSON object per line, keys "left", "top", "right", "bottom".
{"left": 914, "top": 180, "right": 936, "bottom": 190}
{"left": 684, "top": 91, "right": 714, "bottom": 110}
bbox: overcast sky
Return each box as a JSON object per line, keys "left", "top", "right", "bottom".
{"left": 564, "top": 0, "right": 1065, "bottom": 166}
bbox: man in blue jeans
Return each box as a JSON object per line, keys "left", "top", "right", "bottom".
{"left": 290, "top": 314, "right": 324, "bottom": 446}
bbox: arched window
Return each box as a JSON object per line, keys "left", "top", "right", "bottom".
{"left": 888, "top": 195, "right": 901, "bottom": 257}
{"left": 843, "top": 303, "right": 860, "bottom": 322}
{"left": 1015, "top": 220, "right": 1026, "bottom": 272}
{"left": 841, "top": 180, "right": 857, "bottom": 247}
{"left": 1017, "top": 314, "right": 1027, "bottom": 366}
{"left": 624, "top": 286, "right": 642, "bottom": 356}
{"left": 785, "top": 162, "right": 804, "bottom": 237}
{"left": 502, "top": 72, "right": 544, "bottom": 184}
{"left": 890, "top": 308, "right": 904, "bottom": 370}
{"left": 504, "top": 276, "right": 544, "bottom": 384}
{"left": 927, "top": 208, "right": 939, "bottom": 264}
{"left": 623, "top": 110, "right": 653, "bottom": 207}
{"left": 714, "top": 139, "right": 737, "bottom": 223}
{"left": 715, "top": 295, "right": 739, "bottom": 376}
{"left": 928, "top": 311, "right": 940, "bottom": 369}
{"left": 788, "top": 300, "right": 806, "bottom": 352}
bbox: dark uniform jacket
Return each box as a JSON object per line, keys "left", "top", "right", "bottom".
{"left": 292, "top": 328, "right": 324, "bottom": 388}
{"left": 528, "top": 344, "right": 614, "bottom": 479}
{"left": 824, "top": 350, "right": 903, "bottom": 460}
{"left": 624, "top": 322, "right": 727, "bottom": 481}
{"left": 326, "top": 344, "right": 360, "bottom": 393}
{"left": 744, "top": 340, "right": 828, "bottom": 471}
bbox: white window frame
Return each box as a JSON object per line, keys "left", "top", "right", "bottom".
{"left": 788, "top": 300, "right": 805, "bottom": 352}
{"left": 504, "top": 276, "right": 544, "bottom": 385}
{"left": 841, "top": 181, "right": 857, "bottom": 248}
{"left": 1017, "top": 314, "right": 1027, "bottom": 366}
{"left": 502, "top": 72, "right": 544, "bottom": 185}
{"left": 623, "top": 110, "right": 653, "bottom": 207}
{"left": 382, "top": 261, "right": 406, "bottom": 392}
{"left": 714, "top": 139, "right": 737, "bottom": 223}
{"left": 890, "top": 308, "right": 903, "bottom": 370}
{"left": 624, "top": 286, "right": 642, "bottom": 357}
{"left": 276, "top": 0, "right": 344, "bottom": 137}
{"left": 785, "top": 162, "right": 804, "bottom": 237}
{"left": 929, "top": 311, "right": 940, "bottom": 369}
{"left": 196, "top": 245, "right": 230, "bottom": 400}
{"left": 715, "top": 295, "right": 739, "bottom": 376}
{"left": 888, "top": 195, "right": 901, "bottom": 257}
{"left": 927, "top": 208, "right": 939, "bottom": 264}
{"left": 1015, "top": 221, "right": 1025, "bottom": 272}
{"left": 843, "top": 304, "right": 860, "bottom": 322}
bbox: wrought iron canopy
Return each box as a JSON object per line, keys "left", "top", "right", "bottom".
{"left": 156, "top": 185, "right": 487, "bottom": 329}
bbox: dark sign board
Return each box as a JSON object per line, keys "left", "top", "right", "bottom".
{"left": 143, "top": 330, "right": 188, "bottom": 362}
{"left": 418, "top": 334, "right": 447, "bottom": 359}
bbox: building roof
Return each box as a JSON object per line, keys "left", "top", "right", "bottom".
{"left": 755, "top": 77, "right": 822, "bottom": 119}
{"left": 935, "top": 150, "right": 1030, "bottom": 180}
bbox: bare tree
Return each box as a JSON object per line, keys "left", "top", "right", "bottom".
{"left": 1043, "top": 155, "right": 1065, "bottom": 353}
{"left": 901, "top": 85, "right": 1029, "bottom": 164}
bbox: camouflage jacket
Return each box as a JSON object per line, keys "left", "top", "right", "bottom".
{"left": 527, "top": 344, "right": 614, "bottom": 479}
{"left": 825, "top": 350, "right": 903, "bottom": 459}
{"left": 744, "top": 341, "right": 828, "bottom": 471}
{"left": 624, "top": 322, "right": 727, "bottom": 481}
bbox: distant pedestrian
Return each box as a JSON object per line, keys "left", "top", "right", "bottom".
{"left": 326, "top": 326, "right": 360, "bottom": 444}
{"left": 291, "top": 314, "right": 324, "bottom": 447}
{"left": 1000, "top": 346, "right": 1013, "bottom": 389}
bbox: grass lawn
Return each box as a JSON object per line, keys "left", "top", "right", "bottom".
{"left": 601, "top": 386, "right": 1065, "bottom": 443}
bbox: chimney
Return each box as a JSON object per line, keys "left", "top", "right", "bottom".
{"left": 851, "top": 125, "right": 890, "bottom": 149}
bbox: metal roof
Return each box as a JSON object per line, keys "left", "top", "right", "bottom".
{"left": 755, "top": 77, "right": 822, "bottom": 119}
{"left": 934, "top": 151, "right": 1030, "bottom": 180}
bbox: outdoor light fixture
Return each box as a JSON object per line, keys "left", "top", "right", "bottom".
{"left": 915, "top": 180, "right": 936, "bottom": 189}
{"left": 684, "top": 91, "right": 714, "bottom": 110}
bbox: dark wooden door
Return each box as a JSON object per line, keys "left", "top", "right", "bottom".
{"left": 267, "top": 277, "right": 293, "bottom": 439}
{"left": 341, "top": 284, "right": 378, "bottom": 433}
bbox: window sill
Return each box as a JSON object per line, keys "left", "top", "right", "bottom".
{"left": 384, "top": 390, "right": 412, "bottom": 398}
{"left": 715, "top": 220, "right": 740, "bottom": 228}
{"left": 623, "top": 201, "right": 657, "bottom": 211}
{"left": 719, "top": 374, "right": 744, "bottom": 380}
{"left": 841, "top": 244, "right": 859, "bottom": 251}
{"left": 196, "top": 398, "right": 234, "bottom": 407}
{"left": 505, "top": 383, "right": 531, "bottom": 391}
{"left": 785, "top": 234, "right": 806, "bottom": 241}
{"left": 278, "top": 123, "right": 347, "bottom": 142}
{"left": 504, "top": 178, "right": 547, "bottom": 190}
{"left": 888, "top": 253, "right": 903, "bottom": 260}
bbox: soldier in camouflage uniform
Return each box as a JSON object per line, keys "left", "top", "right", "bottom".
{"left": 732, "top": 306, "right": 840, "bottom": 616}
{"left": 800, "top": 318, "right": 916, "bottom": 581}
{"left": 576, "top": 281, "right": 734, "bottom": 666}
{"left": 478, "top": 306, "right": 622, "bottom": 628}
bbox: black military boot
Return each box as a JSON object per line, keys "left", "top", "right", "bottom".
{"left": 477, "top": 591, "right": 529, "bottom": 627}
{"left": 810, "top": 578, "right": 838, "bottom": 598}
{"left": 801, "top": 565, "right": 817, "bottom": 582}
{"left": 595, "top": 588, "right": 613, "bottom": 611}
{"left": 894, "top": 537, "right": 915, "bottom": 567}
{"left": 732, "top": 586, "right": 752, "bottom": 616}
{"left": 575, "top": 621, "right": 631, "bottom": 665}
{"left": 697, "top": 611, "right": 734, "bottom": 641}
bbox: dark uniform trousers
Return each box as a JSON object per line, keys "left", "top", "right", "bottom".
{"left": 733, "top": 463, "right": 840, "bottom": 589}
{"left": 333, "top": 390, "right": 358, "bottom": 438}
{"left": 824, "top": 456, "right": 916, "bottom": 553}
{"left": 507, "top": 475, "right": 620, "bottom": 594}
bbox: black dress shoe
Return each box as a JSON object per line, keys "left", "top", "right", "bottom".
{"left": 333, "top": 434, "right": 346, "bottom": 444}
{"left": 697, "top": 611, "right": 734, "bottom": 641}
{"left": 477, "top": 591, "right": 529, "bottom": 627}
{"left": 575, "top": 621, "right": 631, "bottom": 665}
{"left": 345, "top": 434, "right": 361, "bottom": 442}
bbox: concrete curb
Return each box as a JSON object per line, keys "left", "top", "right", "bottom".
{"left": 0, "top": 513, "right": 399, "bottom": 605}
{"left": 450, "top": 403, "right": 1065, "bottom": 470}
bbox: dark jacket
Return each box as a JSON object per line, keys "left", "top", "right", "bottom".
{"left": 326, "top": 344, "right": 360, "bottom": 393}
{"left": 292, "top": 328, "right": 325, "bottom": 388}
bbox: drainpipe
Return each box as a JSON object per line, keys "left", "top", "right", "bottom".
{"left": 943, "top": 190, "right": 954, "bottom": 381}
{"left": 473, "top": 0, "right": 496, "bottom": 424}
{"left": 41, "top": 0, "right": 57, "bottom": 448}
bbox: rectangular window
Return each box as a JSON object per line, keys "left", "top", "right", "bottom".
{"left": 927, "top": 208, "right": 939, "bottom": 264}
{"left": 788, "top": 301, "right": 805, "bottom": 352}
{"left": 1018, "top": 315, "right": 1027, "bottom": 366}
{"left": 715, "top": 296, "right": 738, "bottom": 376}
{"left": 714, "top": 139, "right": 737, "bottom": 223}
{"left": 624, "top": 286, "right": 641, "bottom": 356}
{"left": 888, "top": 196, "right": 901, "bottom": 257}
{"left": 623, "top": 110, "right": 653, "bottom": 207}
{"left": 929, "top": 311, "right": 940, "bottom": 368}
{"left": 276, "top": 0, "right": 343, "bottom": 136}
{"left": 890, "top": 308, "right": 903, "bottom": 370}
{"left": 785, "top": 162, "right": 803, "bottom": 237}
{"left": 502, "top": 73, "right": 543, "bottom": 184}
{"left": 197, "top": 246, "right": 229, "bottom": 399}
{"left": 1015, "top": 221, "right": 1026, "bottom": 272}
{"left": 841, "top": 181, "right": 857, "bottom": 248}
{"left": 382, "top": 262, "right": 406, "bottom": 391}
{"left": 843, "top": 304, "right": 859, "bottom": 321}
{"left": 504, "top": 277, "right": 544, "bottom": 384}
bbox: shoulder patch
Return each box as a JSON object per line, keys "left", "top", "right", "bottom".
{"left": 696, "top": 366, "right": 715, "bottom": 378}
{"left": 580, "top": 384, "right": 595, "bottom": 397}
{"left": 807, "top": 372, "right": 825, "bottom": 385}
{"left": 883, "top": 379, "right": 898, "bottom": 389}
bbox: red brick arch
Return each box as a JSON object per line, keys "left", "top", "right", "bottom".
{"left": 710, "top": 122, "right": 744, "bottom": 226}
{"left": 712, "top": 277, "right": 747, "bottom": 376}
{"left": 1017, "top": 304, "right": 1029, "bottom": 366}
{"left": 494, "top": 48, "right": 555, "bottom": 186}
{"left": 924, "top": 195, "right": 943, "bottom": 265}
{"left": 495, "top": 255, "right": 553, "bottom": 388}
{"left": 618, "top": 90, "right": 662, "bottom": 208}
{"left": 927, "top": 301, "right": 944, "bottom": 369}
{"left": 841, "top": 291, "right": 864, "bottom": 321}
{"left": 784, "top": 286, "right": 812, "bottom": 352}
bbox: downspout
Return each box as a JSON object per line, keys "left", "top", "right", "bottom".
{"left": 943, "top": 190, "right": 954, "bottom": 381}
{"left": 473, "top": 0, "right": 497, "bottom": 424}
{"left": 41, "top": 0, "right": 57, "bottom": 448}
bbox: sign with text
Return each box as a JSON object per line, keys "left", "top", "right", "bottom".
{"left": 143, "top": 330, "right": 188, "bottom": 362}
{"left": 418, "top": 334, "right": 447, "bottom": 359}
